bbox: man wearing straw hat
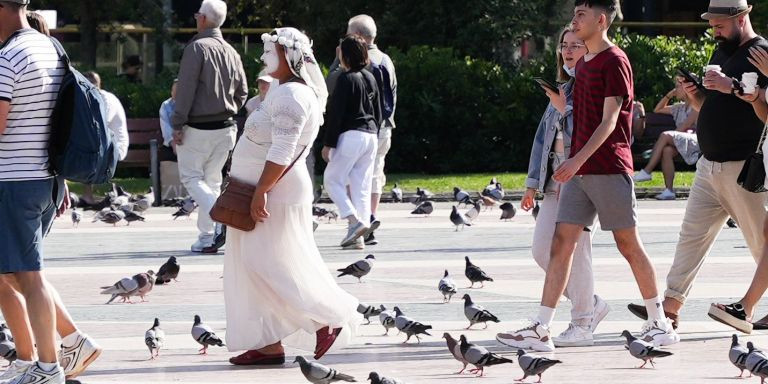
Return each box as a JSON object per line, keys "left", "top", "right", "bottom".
{"left": 627, "top": 0, "right": 768, "bottom": 337}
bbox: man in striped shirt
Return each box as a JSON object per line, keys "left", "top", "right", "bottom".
{"left": 497, "top": 0, "right": 679, "bottom": 353}
{"left": 0, "top": 1, "right": 66, "bottom": 382}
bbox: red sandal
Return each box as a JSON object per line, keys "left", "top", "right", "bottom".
{"left": 229, "top": 349, "right": 285, "bottom": 365}
{"left": 314, "top": 326, "right": 342, "bottom": 360}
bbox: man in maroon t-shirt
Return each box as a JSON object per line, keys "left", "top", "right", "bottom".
{"left": 497, "top": 0, "right": 679, "bottom": 353}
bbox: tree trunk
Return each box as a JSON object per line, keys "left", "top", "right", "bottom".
{"left": 80, "top": 0, "right": 99, "bottom": 69}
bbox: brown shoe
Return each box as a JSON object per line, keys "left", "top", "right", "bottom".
{"left": 229, "top": 350, "right": 285, "bottom": 365}
{"left": 314, "top": 326, "right": 342, "bottom": 360}
{"left": 627, "top": 303, "right": 679, "bottom": 329}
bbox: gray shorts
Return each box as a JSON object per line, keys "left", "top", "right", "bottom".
{"left": 556, "top": 174, "right": 637, "bottom": 231}
{"left": 0, "top": 178, "right": 55, "bottom": 273}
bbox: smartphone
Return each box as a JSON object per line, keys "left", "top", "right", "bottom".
{"left": 675, "top": 68, "right": 704, "bottom": 90}
{"left": 533, "top": 77, "right": 560, "bottom": 93}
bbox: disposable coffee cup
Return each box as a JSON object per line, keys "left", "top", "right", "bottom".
{"left": 742, "top": 72, "right": 758, "bottom": 94}
{"left": 704, "top": 65, "right": 722, "bottom": 73}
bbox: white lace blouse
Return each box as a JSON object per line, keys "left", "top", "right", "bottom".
{"left": 243, "top": 81, "right": 321, "bottom": 165}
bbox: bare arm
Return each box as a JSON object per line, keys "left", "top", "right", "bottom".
{"left": 0, "top": 100, "right": 8, "bottom": 135}
{"left": 653, "top": 90, "right": 675, "bottom": 114}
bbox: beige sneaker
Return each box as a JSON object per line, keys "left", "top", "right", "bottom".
{"left": 496, "top": 321, "right": 554, "bottom": 352}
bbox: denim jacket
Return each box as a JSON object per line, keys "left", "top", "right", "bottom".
{"left": 525, "top": 79, "right": 575, "bottom": 191}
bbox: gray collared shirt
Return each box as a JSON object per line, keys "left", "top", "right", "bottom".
{"left": 171, "top": 28, "right": 248, "bottom": 130}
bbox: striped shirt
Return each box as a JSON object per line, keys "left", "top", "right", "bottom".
{"left": 571, "top": 46, "right": 634, "bottom": 175}
{"left": 0, "top": 29, "right": 64, "bottom": 181}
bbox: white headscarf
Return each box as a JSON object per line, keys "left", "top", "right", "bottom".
{"left": 261, "top": 28, "right": 328, "bottom": 115}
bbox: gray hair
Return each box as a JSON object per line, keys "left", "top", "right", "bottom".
{"left": 83, "top": 71, "right": 101, "bottom": 89}
{"left": 199, "top": 0, "right": 227, "bottom": 28}
{"left": 347, "top": 14, "right": 377, "bottom": 41}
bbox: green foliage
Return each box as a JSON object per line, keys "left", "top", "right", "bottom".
{"left": 614, "top": 33, "right": 716, "bottom": 107}
{"left": 99, "top": 70, "right": 176, "bottom": 119}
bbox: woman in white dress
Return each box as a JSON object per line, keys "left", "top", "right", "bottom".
{"left": 224, "top": 27, "right": 359, "bottom": 366}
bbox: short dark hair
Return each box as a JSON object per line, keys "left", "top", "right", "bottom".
{"left": 0, "top": 1, "right": 24, "bottom": 11}
{"left": 575, "top": 0, "right": 623, "bottom": 26}
{"left": 27, "top": 11, "right": 50, "bottom": 36}
{"left": 340, "top": 34, "right": 369, "bottom": 72}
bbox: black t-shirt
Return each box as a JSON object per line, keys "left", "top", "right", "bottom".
{"left": 697, "top": 36, "right": 768, "bottom": 162}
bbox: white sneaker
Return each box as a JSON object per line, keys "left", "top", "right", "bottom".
{"left": 342, "top": 236, "right": 365, "bottom": 250}
{"left": 495, "top": 321, "right": 554, "bottom": 352}
{"left": 0, "top": 361, "right": 32, "bottom": 383}
{"left": 655, "top": 189, "right": 676, "bottom": 200}
{"left": 633, "top": 169, "right": 652, "bottom": 182}
{"left": 190, "top": 239, "right": 213, "bottom": 253}
{"left": 639, "top": 318, "right": 680, "bottom": 347}
{"left": 59, "top": 334, "right": 102, "bottom": 379}
{"left": 340, "top": 222, "right": 368, "bottom": 247}
{"left": 553, "top": 323, "right": 593, "bottom": 347}
{"left": 8, "top": 363, "right": 64, "bottom": 384}
{"left": 591, "top": 295, "right": 611, "bottom": 332}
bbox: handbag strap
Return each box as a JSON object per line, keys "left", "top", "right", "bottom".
{"left": 757, "top": 119, "right": 768, "bottom": 154}
{"left": 274, "top": 145, "right": 307, "bottom": 185}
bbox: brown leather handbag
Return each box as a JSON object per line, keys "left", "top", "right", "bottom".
{"left": 209, "top": 146, "right": 306, "bottom": 231}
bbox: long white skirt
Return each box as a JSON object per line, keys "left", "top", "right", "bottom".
{"left": 224, "top": 138, "right": 360, "bottom": 353}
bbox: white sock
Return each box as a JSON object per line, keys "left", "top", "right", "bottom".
{"left": 644, "top": 296, "right": 665, "bottom": 322}
{"left": 61, "top": 330, "right": 82, "bottom": 347}
{"left": 37, "top": 361, "right": 59, "bottom": 373}
{"left": 537, "top": 306, "right": 556, "bottom": 328}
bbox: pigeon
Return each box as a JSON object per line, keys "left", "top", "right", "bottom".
{"left": 443, "top": 333, "right": 469, "bottom": 374}
{"left": 133, "top": 187, "right": 155, "bottom": 212}
{"left": 532, "top": 201, "right": 540, "bottom": 220}
{"left": 453, "top": 187, "right": 472, "bottom": 207}
{"left": 93, "top": 208, "right": 125, "bottom": 226}
{"left": 450, "top": 206, "right": 472, "bottom": 231}
{"left": 314, "top": 185, "right": 324, "bottom": 204}
{"left": 410, "top": 201, "right": 433, "bottom": 216}
{"left": 478, "top": 193, "right": 498, "bottom": 210}
{"left": 412, "top": 187, "right": 433, "bottom": 204}
{"left": 313, "top": 206, "right": 330, "bottom": 218}
{"left": 379, "top": 305, "right": 396, "bottom": 335}
{"left": 747, "top": 342, "right": 768, "bottom": 383}
{"left": 145, "top": 318, "right": 164, "bottom": 359}
{"left": 621, "top": 330, "right": 673, "bottom": 368}
{"left": 114, "top": 184, "right": 132, "bottom": 199}
{"left": 391, "top": 183, "right": 403, "bottom": 203}
{"left": 464, "top": 200, "right": 482, "bottom": 223}
{"left": 68, "top": 191, "right": 80, "bottom": 208}
{"left": 156, "top": 256, "right": 181, "bottom": 285}
{"left": 191, "top": 314, "right": 225, "bottom": 354}
{"left": 323, "top": 210, "right": 339, "bottom": 223}
{"left": 134, "top": 271, "right": 155, "bottom": 302}
{"left": 294, "top": 356, "right": 356, "bottom": 384}
{"left": 393, "top": 306, "right": 432, "bottom": 343}
{"left": 465, "top": 256, "right": 493, "bottom": 288}
{"left": 0, "top": 329, "right": 16, "bottom": 364}
{"left": 368, "top": 372, "right": 404, "bottom": 384}
{"left": 337, "top": 255, "right": 375, "bottom": 283}
{"left": 111, "top": 194, "right": 130, "bottom": 209}
{"left": 438, "top": 270, "right": 458, "bottom": 303}
{"left": 357, "top": 303, "right": 382, "bottom": 325}
{"left": 459, "top": 334, "right": 513, "bottom": 377}
{"left": 499, "top": 202, "right": 516, "bottom": 221}
{"left": 727, "top": 217, "right": 738, "bottom": 228}
{"left": 730, "top": 334, "right": 750, "bottom": 378}
{"left": 121, "top": 208, "right": 145, "bottom": 225}
{"left": 0, "top": 324, "right": 12, "bottom": 342}
{"left": 489, "top": 183, "right": 504, "bottom": 201}
{"left": 101, "top": 276, "right": 140, "bottom": 304}
{"left": 482, "top": 178, "right": 497, "bottom": 197}
{"left": 462, "top": 294, "right": 500, "bottom": 329}
{"left": 172, "top": 197, "right": 197, "bottom": 220}
{"left": 516, "top": 349, "right": 561, "bottom": 382}
{"left": 71, "top": 208, "right": 82, "bottom": 227}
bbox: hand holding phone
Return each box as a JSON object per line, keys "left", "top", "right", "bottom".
{"left": 676, "top": 68, "right": 704, "bottom": 91}
{"left": 533, "top": 77, "right": 560, "bottom": 94}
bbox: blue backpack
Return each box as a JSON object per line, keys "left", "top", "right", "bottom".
{"left": 369, "top": 59, "right": 395, "bottom": 121}
{"left": 48, "top": 37, "right": 117, "bottom": 184}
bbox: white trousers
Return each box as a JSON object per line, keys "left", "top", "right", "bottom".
{"left": 176, "top": 126, "right": 236, "bottom": 243}
{"left": 324, "top": 130, "right": 378, "bottom": 225}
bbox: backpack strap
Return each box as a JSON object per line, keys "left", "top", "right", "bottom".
{"left": 48, "top": 37, "right": 71, "bottom": 70}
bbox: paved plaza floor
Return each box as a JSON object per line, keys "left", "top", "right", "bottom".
{"left": 4, "top": 199, "right": 768, "bottom": 383}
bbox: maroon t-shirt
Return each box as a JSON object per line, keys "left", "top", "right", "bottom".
{"left": 571, "top": 46, "right": 634, "bottom": 175}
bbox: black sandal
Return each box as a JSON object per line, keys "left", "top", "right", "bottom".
{"left": 708, "top": 303, "right": 753, "bottom": 334}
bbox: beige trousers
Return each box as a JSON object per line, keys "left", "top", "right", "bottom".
{"left": 665, "top": 157, "right": 767, "bottom": 304}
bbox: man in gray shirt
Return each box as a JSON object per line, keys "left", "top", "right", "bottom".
{"left": 172, "top": 0, "right": 247, "bottom": 252}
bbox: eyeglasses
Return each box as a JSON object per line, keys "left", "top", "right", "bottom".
{"left": 560, "top": 43, "right": 585, "bottom": 51}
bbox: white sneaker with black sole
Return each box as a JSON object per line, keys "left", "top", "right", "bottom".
{"left": 340, "top": 222, "right": 368, "bottom": 247}
{"left": 591, "top": 295, "right": 610, "bottom": 332}
{"left": 0, "top": 360, "right": 33, "bottom": 383}
{"left": 59, "top": 333, "right": 102, "bottom": 379}
{"left": 553, "top": 323, "right": 593, "bottom": 347}
{"left": 8, "top": 363, "right": 64, "bottom": 384}
{"left": 639, "top": 318, "right": 680, "bottom": 347}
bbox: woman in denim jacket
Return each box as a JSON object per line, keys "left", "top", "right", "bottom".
{"left": 521, "top": 27, "right": 608, "bottom": 347}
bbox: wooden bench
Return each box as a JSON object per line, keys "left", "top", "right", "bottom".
{"left": 122, "top": 118, "right": 162, "bottom": 205}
